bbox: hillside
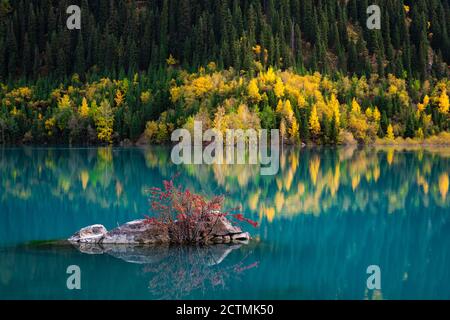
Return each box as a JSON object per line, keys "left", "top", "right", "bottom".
{"left": 0, "top": 0, "right": 449, "bottom": 145}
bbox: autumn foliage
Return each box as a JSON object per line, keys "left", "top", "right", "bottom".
{"left": 146, "top": 178, "right": 258, "bottom": 244}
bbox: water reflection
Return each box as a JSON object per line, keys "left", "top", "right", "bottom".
{"left": 0, "top": 146, "right": 449, "bottom": 299}
{"left": 0, "top": 242, "right": 258, "bottom": 300}
{"left": 0, "top": 146, "right": 449, "bottom": 243}
{"left": 71, "top": 242, "right": 257, "bottom": 299}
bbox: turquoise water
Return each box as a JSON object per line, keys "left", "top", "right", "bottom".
{"left": 0, "top": 146, "right": 449, "bottom": 300}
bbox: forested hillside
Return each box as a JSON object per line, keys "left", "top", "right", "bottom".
{"left": 0, "top": 0, "right": 449, "bottom": 145}
{"left": 1, "top": 0, "right": 449, "bottom": 79}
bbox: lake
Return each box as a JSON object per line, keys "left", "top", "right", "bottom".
{"left": 0, "top": 146, "right": 449, "bottom": 300}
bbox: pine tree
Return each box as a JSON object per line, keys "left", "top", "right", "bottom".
{"left": 74, "top": 34, "right": 85, "bottom": 76}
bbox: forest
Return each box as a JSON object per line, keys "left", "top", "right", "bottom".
{"left": 0, "top": 0, "right": 449, "bottom": 145}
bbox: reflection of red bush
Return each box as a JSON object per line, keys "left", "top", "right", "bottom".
{"left": 143, "top": 247, "right": 259, "bottom": 299}
{"left": 145, "top": 178, "right": 258, "bottom": 244}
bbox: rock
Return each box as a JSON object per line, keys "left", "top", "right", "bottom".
{"left": 207, "top": 215, "right": 242, "bottom": 236}
{"left": 135, "top": 133, "right": 150, "bottom": 146}
{"left": 120, "top": 139, "right": 133, "bottom": 147}
{"left": 102, "top": 219, "right": 170, "bottom": 244}
{"left": 68, "top": 224, "right": 107, "bottom": 243}
{"left": 231, "top": 232, "right": 251, "bottom": 244}
{"left": 68, "top": 214, "right": 251, "bottom": 245}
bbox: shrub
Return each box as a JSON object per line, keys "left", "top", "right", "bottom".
{"left": 146, "top": 178, "right": 258, "bottom": 244}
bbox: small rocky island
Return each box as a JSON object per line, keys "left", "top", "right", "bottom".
{"left": 69, "top": 214, "right": 251, "bottom": 245}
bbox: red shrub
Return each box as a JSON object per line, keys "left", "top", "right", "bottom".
{"left": 146, "top": 178, "right": 258, "bottom": 244}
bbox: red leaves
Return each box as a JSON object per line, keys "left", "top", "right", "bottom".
{"left": 143, "top": 215, "right": 160, "bottom": 225}
{"left": 146, "top": 178, "right": 257, "bottom": 242}
{"left": 232, "top": 214, "right": 259, "bottom": 228}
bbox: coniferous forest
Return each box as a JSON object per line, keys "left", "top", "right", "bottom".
{"left": 0, "top": 0, "right": 449, "bottom": 145}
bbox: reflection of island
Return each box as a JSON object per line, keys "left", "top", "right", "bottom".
{"left": 71, "top": 242, "right": 258, "bottom": 299}
{"left": 71, "top": 242, "right": 242, "bottom": 266}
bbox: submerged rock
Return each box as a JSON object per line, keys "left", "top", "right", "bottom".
{"left": 68, "top": 215, "right": 251, "bottom": 245}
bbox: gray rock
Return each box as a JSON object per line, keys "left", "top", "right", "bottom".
{"left": 68, "top": 215, "right": 251, "bottom": 245}
{"left": 208, "top": 215, "right": 242, "bottom": 236}
{"left": 68, "top": 224, "right": 107, "bottom": 244}
{"left": 102, "top": 219, "right": 170, "bottom": 244}
{"left": 231, "top": 232, "right": 251, "bottom": 244}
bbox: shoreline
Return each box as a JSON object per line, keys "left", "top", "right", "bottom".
{"left": 1, "top": 132, "right": 449, "bottom": 148}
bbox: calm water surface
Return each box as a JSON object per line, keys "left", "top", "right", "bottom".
{"left": 0, "top": 146, "right": 449, "bottom": 300}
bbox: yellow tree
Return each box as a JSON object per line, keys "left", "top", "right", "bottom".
{"left": 140, "top": 91, "right": 151, "bottom": 104}
{"left": 351, "top": 98, "right": 361, "bottom": 114}
{"left": 276, "top": 99, "right": 284, "bottom": 113}
{"left": 365, "top": 107, "right": 373, "bottom": 119}
{"left": 58, "top": 95, "right": 71, "bottom": 109}
{"left": 438, "top": 89, "right": 449, "bottom": 114}
{"left": 248, "top": 78, "right": 261, "bottom": 102}
{"left": 115, "top": 90, "right": 124, "bottom": 107}
{"left": 373, "top": 107, "right": 381, "bottom": 122}
{"left": 289, "top": 118, "right": 300, "bottom": 143}
{"left": 418, "top": 95, "right": 429, "bottom": 113}
{"left": 280, "top": 118, "right": 287, "bottom": 141}
{"left": 329, "top": 94, "right": 340, "bottom": 127}
{"left": 283, "top": 99, "right": 294, "bottom": 121}
{"left": 309, "top": 104, "right": 321, "bottom": 137}
{"left": 95, "top": 99, "right": 114, "bottom": 144}
{"left": 281, "top": 99, "right": 299, "bottom": 143}
{"left": 386, "top": 124, "right": 395, "bottom": 140}
{"left": 213, "top": 106, "right": 227, "bottom": 134}
{"left": 166, "top": 54, "right": 178, "bottom": 66}
{"left": 79, "top": 97, "right": 90, "bottom": 117}
{"left": 274, "top": 77, "right": 285, "bottom": 99}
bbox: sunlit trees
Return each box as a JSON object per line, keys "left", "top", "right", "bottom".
{"left": 276, "top": 99, "right": 299, "bottom": 144}
{"left": 438, "top": 89, "right": 449, "bottom": 114}
{"left": 329, "top": 94, "right": 341, "bottom": 127}
{"left": 309, "top": 105, "right": 321, "bottom": 138}
{"left": 95, "top": 100, "right": 114, "bottom": 144}
{"left": 114, "top": 90, "right": 124, "bottom": 107}
{"left": 273, "top": 77, "right": 285, "bottom": 99}
{"left": 79, "top": 97, "right": 89, "bottom": 118}
{"left": 248, "top": 78, "right": 261, "bottom": 102}
{"left": 386, "top": 124, "right": 395, "bottom": 140}
{"left": 58, "top": 95, "right": 71, "bottom": 109}
{"left": 0, "top": 63, "right": 448, "bottom": 145}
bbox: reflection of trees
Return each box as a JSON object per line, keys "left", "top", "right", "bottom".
{"left": 142, "top": 245, "right": 258, "bottom": 300}
{"left": 0, "top": 146, "right": 448, "bottom": 231}
{"left": 70, "top": 241, "right": 260, "bottom": 300}
{"left": 143, "top": 146, "right": 449, "bottom": 222}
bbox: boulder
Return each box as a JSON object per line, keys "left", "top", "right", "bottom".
{"left": 208, "top": 215, "right": 242, "bottom": 236}
{"left": 102, "top": 219, "right": 170, "bottom": 244}
{"left": 68, "top": 224, "right": 107, "bottom": 243}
